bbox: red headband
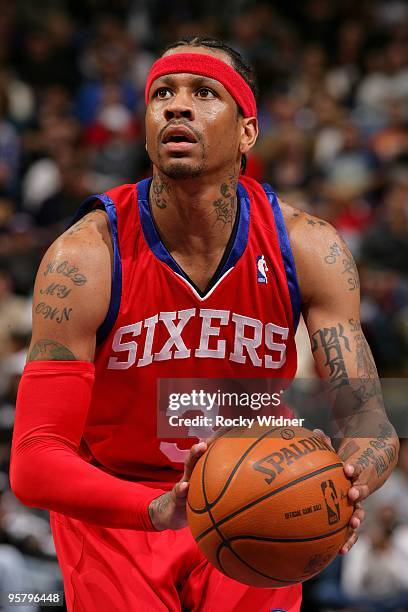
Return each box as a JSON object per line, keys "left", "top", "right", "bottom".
{"left": 145, "top": 53, "right": 257, "bottom": 118}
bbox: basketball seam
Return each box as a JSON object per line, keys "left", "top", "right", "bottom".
{"left": 188, "top": 426, "right": 282, "bottom": 514}
{"left": 225, "top": 523, "right": 349, "bottom": 544}
{"left": 216, "top": 545, "right": 295, "bottom": 584}
{"left": 201, "top": 441, "right": 230, "bottom": 567}
{"left": 196, "top": 462, "right": 344, "bottom": 543}
{"left": 216, "top": 523, "right": 348, "bottom": 584}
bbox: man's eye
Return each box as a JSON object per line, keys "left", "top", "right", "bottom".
{"left": 155, "top": 88, "right": 172, "bottom": 99}
{"left": 197, "top": 88, "right": 215, "bottom": 98}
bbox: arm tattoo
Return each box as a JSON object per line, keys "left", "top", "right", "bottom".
{"left": 212, "top": 175, "right": 238, "bottom": 226}
{"left": 44, "top": 260, "right": 87, "bottom": 286}
{"left": 324, "top": 242, "right": 342, "bottom": 264}
{"left": 338, "top": 440, "right": 360, "bottom": 462}
{"left": 295, "top": 212, "right": 327, "bottom": 226}
{"left": 40, "top": 282, "right": 71, "bottom": 299}
{"left": 324, "top": 242, "right": 360, "bottom": 292}
{"left": 342, "top": 248, "right": 360, "bottom": 292}
{"left": 354, "top": 423, "right": 397, "bottom": 477}
{"left": 352, "top": 333, "right": 383, "bottom": 406}
{"left": 67, "top": 216, "right": 93, "bottom": 235}
{"left": 349, "top": 318, "right": 361, "bottom": 332}
{"left": 35, "top": 302, "right": 72, "bottom": 324}
{"left": 355, "top": 334, "right": 377, "bottom": 379}
{"left": 28, "top": 340, "right": 76, "bottom": 361}
{"left": 311, "top": 323, "right": 351, "bottom": 389}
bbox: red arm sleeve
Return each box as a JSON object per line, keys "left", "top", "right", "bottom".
{"left": 10, "top": 361, "right": 165, "bottom": 530}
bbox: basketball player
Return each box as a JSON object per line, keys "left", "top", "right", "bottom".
{"left": 10, "top": 38, "right": 399, "bottom": 611}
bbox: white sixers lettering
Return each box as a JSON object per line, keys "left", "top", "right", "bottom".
{"left": 108, "top": 308, "right": 288, "bottom": 370}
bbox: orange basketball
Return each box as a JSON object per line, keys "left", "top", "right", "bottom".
{"left": 187, "top": 426, "right": 353, "bottom": 588}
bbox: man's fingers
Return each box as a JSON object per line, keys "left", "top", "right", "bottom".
{"left": 173, "top": 480, "right": 189, "bottom": 501}
{"left": 347, "top": 483, "right": 370, "bottom": 502}
{"left": 349, "top": 504, "right": 365, "bottom": 530}
{"left": 182, "top": 442, "right": 207, "bottom": 482}
{"left": 343, "top": 463, "right": 370, "bottom": 501}
{"left": 343, "top": 462, "right": 362, "bottom": 479}
{"left": 313, "top": 428, "right": 334, "bottom": 451}
{"left": 340, "top": 529, "right": 359, "bottom": 554}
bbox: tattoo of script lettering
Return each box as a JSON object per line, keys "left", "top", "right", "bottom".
{"left": 28, "top": 339, "right": 76, "bottom": 361}
{"left": 349, "top": 318, "right": 361, "bottom": 333}
{"left": 355, "top": 423, "right": 397, "bottom": 478}
{"left": 40, "top": 282, "right": 71, "bottom": 299}
{"left": 324, "top": 242, "right": 342, "bottom": 264}
{"left": 324, "top": 242, "right": 360, "bottom": 291}
{"left": 311, "top": 323, "right": 351, "bottom": 389}
{"left": 35, "top": 302, "right": 72, "bottom": 324}
{"left": 44, "top": 260, "right": 87, "bottom": 286}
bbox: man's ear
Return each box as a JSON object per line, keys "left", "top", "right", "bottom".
{"left": 239, "top": 117, "right": 258, "bottom": 155}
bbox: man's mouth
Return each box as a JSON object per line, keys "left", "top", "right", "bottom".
{"left": 161, "top": 125, "right": 198, "bottom": 153}
{"left": 162, "top": 125, "right": 198, "bottom": 144}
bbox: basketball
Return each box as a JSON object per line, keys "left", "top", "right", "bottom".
{"left": 187, "top": 426, "right": 353, "bottom": 588}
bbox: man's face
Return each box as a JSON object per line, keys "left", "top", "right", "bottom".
{"left": 145, "top": 47, "right": 247, "bottom": 179}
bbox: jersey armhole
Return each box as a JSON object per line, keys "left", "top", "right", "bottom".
{"left": 262, "top": 183, "right": 301, "bottom": 331}
{"left": 68, "top": 194, "right": 122, "bottom": 345}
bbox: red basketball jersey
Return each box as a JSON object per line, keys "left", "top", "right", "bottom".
{"left": 72, "top": 176, "right": 301, "bottom": 484}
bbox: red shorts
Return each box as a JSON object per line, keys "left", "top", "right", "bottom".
{"left": 50, "top": 511, "right": 301, "bottom": 612}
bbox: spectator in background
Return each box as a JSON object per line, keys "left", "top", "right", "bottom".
{"left": 341, "top": 506, "right": 408, "bottom": 611}
{"left": 361, "top": 173, "right": 408, "bottom": 274}
{"left": 0, "top": 88, "right": 19, "bottom": 198}
{"left": 83, "top": 82, "right": 143, "bottom": 191}
{"left": 75, "top": 15, "right": 140, "bottom": 126}
{"left": 359, "top": 175, "right": 408, "bottom": 372}
{"left": 0, "top": 266, "right": 30, "bottom": 363}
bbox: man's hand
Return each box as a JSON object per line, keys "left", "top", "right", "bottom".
{"left": 148, "top": 442, "right": 207, "bottom": 531}
{"left": 340, "top": 462, "right": 367, "bottom": 554}
{"left": 313, "top": 429, "right": 365, "bottom": 555}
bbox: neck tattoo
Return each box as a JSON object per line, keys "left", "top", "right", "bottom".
{"left": 212, "top": 175, "right": 238, "bottom": 226}
{"left": 151, "top": 176, "right": 171, "bottom": 209}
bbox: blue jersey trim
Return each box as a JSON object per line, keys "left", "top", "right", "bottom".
{"left": 137, "top": 178, "right": 250, "bottom": 290}
{"left": 137, "top": 178, "right": 186, "bottom": 278}
{"left": 216, "top": 181, "right": 250, "bottom": 280}
{"left": 262, "top": 183, "right": 301, "bottom": 331}
{"left": 68, "top": 194, "right": 122, "bottom": 345}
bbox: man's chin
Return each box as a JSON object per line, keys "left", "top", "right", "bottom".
{"left": 160, "top": 159, "right": 205, "bottom": 179}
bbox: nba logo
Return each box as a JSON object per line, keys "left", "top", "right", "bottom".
{"left": 257, "top": 254, "right": 268, "bottom": 284}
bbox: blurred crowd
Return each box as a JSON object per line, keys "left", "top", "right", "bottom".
{"left": 0, "top": 0, "right": 407, "bottom": 610}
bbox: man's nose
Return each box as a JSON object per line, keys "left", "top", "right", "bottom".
{"left": 164, "top": 92, "right": 194, "bottom": 121}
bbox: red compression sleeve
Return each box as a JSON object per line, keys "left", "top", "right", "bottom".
{"left": 10, "top": 361, "right": 165, "bottom": 530}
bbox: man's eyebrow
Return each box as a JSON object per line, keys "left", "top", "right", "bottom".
{"left": 152, "top": 75, "right": 222, "bottom": 89}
